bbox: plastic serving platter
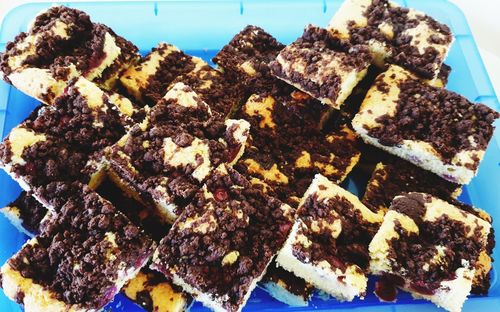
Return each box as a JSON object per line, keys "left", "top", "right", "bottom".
{"left": 0, "top": 1, "right": 499, "bottom": 311}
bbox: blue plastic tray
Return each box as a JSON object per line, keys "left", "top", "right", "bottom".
{"left": 0, "top": 1, "right": 499, "bottom": 311}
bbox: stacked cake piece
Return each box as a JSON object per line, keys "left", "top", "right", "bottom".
{"left": 369, "top": 193, "right": 493, "bottom": 312}
{"left": 276, "top": 174, "right": 383, "bottom": 301}
{"left": 106, "top": 82, "right": 249, "bottom": 222}
{"left": 0, "top": 6, "right": 139, "bottom": 103}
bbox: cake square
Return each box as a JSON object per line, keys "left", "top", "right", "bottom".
{"left": 0, "top": 77, "right": 137, "bottom": 192}
{"left": 270, "top": 25, "right": 371, "bottom": 109}
{"left": 96, "top": 178, "right": 192, "bottom": 311}
{"left": 212, "top": 25, "right": 285, "bottom": 92}
{"left": 276, "top": 174, "right": 383, "bottom": 301}
{"left": 151, "top": 165, "right": 295, "bottom": 312}
{"left": 352, "top": 65, "right": 499, "bottom": 184}
{"left": 234, "top": 90, "right": 360, "bottom": 206}
{"left": 260, "top": 262, "right": 314, "bottom": 307}
{"left": 369, "top": 192, "right": 492, "bottom": 312}
{"left": 327, "top": 0, "right": 453, "bottom": 79}
{"left": 0, "top": 182, "right": 155, "bottom": 312}
{"left": 119, "top": 42, "right": 205, "bottom": 105}
{"left": 444, "top": 198, "right": 495, "bottom": 296}
{"left": 362, "top": 157, "right": 462, "bottom": 214}
{"left": 106, "top": 82, "right": 250, "bottom": 222}
{"left": 0, "top": 6, "right": 139, "bottom": 103}
{"left": 123, "top": 269, "right": 192, "bottom": 312}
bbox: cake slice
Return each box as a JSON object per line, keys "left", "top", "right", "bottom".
{"left": 120, "top": 43, "right": 205, "bottom": 105}
{"left": 327, "top": 0, "right": 453, "bottom": 79}
{"left": 213, "top": 25, "right": 285, "bottom": 92}
{"left": 0, "top": 77, "right": 137, "bottom": 192}
{"left": 107, "top": 82, "right": 249, "bottom": 222}
{"left": 0, "top": 182, "right": 155, "bottom": 312}
{"left": 352, "top": 65, "right": 499, "bottom": 184}
{"left": 151, "top": 165, "right": 295, "bottom": 312}
{"left": 260, "top": 262, "right": 314, "bottom": 307}
{"left": 362, "top": 157, "right": 462, "bottom": 214}
{"left": 369, "top": 193, "right": 493, "bottom": 312}
{"left": 235, "top": 90, "right": 360, "bottom": 206}
{"left": 0, "top": 6, "right": 139, "bottom": 103}
{"left": 170, "top": 60, "right": 245, "bottom": 117}
{"left": 276, "top": 174, "right": 383, "bottom": 301}
{"left": 270, "top": 25, "right": 371, "bottom": 109}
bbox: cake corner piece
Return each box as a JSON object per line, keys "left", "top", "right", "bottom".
{"left": 352, "top": 65, "right": 499, "bottom": 184}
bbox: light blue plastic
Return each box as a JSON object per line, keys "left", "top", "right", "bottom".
{"left": 0, "top": 1, "right": 498, "bottom": 311}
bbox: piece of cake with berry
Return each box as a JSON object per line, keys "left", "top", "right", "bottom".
{"left": 270, "top": 25, "right": 371, "bottom": 109}
{"left": 327, "top": 0, "right": 453, "bottom": 79}
{"left": 0, "top": 77, "right": 137, "bottom": 193}
{"left": 0, "top": 6, "right": 139, "bottom": 103}
{"left": 151, "top": 165, "right": 295, "bottom": 312}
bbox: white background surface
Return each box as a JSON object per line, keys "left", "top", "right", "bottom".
{"left": 0, "top": 0, "right": 499, "bottom": 97}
